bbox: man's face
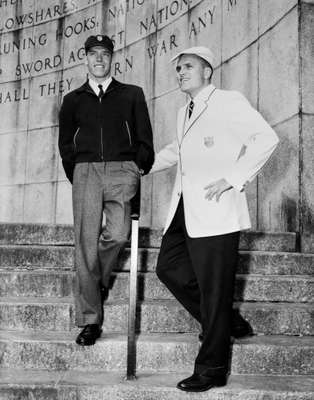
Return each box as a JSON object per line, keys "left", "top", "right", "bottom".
{"left": 176, "top": 54, "right": 209, "bottom": 98}
{"left": 86, "top": 46, "right": 112, "bottom": 81}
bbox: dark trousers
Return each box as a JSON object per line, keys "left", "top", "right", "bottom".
{"left": 156, "top": 197, "right": 239, "bottom": 376}
{"left": 72, "top": 161, "right": 139, "bottom": 327}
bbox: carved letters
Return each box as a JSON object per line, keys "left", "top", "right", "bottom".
{"left": 0, "top": 0, "right": 238, "bottom": 104}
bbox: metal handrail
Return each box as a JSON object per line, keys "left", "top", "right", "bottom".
{"left": 126, "top": 182, "right": 141, "bottom": 380}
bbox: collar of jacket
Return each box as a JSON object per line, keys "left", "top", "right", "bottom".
{"left": 178, "top": 83, "right": 216, "bottom": 141}
{"left": 188, "top": 83, "right": 216, "bottom": 105}
{"left": 76, "top": 77, "right": 121, "bottom": 95}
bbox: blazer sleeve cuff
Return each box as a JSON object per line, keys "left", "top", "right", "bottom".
{"left": 224, "top": 171, "right": 246, "bottom": 192}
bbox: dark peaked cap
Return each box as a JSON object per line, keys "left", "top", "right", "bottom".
{"left": 84, "top": 35, "right": 114, "bottom": 53}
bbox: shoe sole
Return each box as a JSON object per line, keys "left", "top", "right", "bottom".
{"left": 75, "top": 330, "right": 102, "bottom": 346}
{"left": 232, "top": 332, "right": 254, "bottom": 339}
{"left": 76, "top": 340, "right": 97, "bottom": 346}
{"left": 176, "top": 383, "right": 226, "bottom": 392}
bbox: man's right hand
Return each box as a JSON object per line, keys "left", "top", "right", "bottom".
{"left": 204, "top": 178, "right": 233, "bottom": 202}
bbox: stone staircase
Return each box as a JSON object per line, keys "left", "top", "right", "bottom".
{"left": 0, "top": 224, "right": 313, "bottom": 399}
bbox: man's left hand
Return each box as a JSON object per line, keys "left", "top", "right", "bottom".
{"left": 204, "top": 178, "right": 232, "bottom": 202}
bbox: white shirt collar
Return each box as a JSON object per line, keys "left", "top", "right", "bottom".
{"left": 190, "top": 83, "right": 215, "bottom": 104}
{"left": 88, "top": 76, "right": 112, "bottom": 96}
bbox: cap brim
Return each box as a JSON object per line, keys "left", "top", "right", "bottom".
{"left": 169, "top": 51, "right": 214, "bottom": 67}
{"left": 170, "top": 52, "right": 184, "bottom": 63}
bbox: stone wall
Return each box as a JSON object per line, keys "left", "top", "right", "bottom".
{"left": 0, "top": 0, "right": 313, "bottom": 242}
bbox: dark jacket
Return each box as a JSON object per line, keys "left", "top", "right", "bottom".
{"left": 58, "top": 78, "right": 154, "bottom": 183}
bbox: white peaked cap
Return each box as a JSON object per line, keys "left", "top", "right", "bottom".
{"left": 170, "top": 46, "right": 214, "bottom": 67}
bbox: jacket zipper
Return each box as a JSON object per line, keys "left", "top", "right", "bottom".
{"left": 125, "top": 120, "right": 132, "bottom": 146}
{"left": 99, "top": 96, "right": 104, "bottom": 160}
{"left": 73, "top": 127, "right": 80, "bottom": 150}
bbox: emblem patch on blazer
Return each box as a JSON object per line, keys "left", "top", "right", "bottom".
{"left": 204, "top": 136, "right": 214, "bottom": 148}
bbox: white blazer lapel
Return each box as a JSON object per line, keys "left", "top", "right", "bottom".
{"left": 184, "top": 100, "right": 207, "bottom": 136}
{"left": 177, "top": 105, "right": 188, "bottom": 143}
{"left": 183, "top": 86, "right": 216, "bottom": 138}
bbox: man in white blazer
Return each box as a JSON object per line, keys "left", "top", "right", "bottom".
{"left": 150, "top": 46, "right": 279, "bottom": 392}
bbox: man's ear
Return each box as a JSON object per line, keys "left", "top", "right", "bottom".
{"left": 204, "top": 66, "right": 212, "bottom": 80}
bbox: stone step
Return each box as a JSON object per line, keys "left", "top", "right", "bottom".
{"left": 1, "top": 245, "right": 313, "bottom": 275}
{"left": 0, "top": 223, "right": 297, "bottom": 251}
{"left": 0, "top": 297, "right": 74, "bottom": 332}
{"left": 1, "top": 270, "right": 313, "bottom": 303}
{"left": 102, "top": 300, "right": 314, "bottom": 337}
{"left": 0, "top": 331, "right": 313, "bottom": 375}
{"left": 1, "top": 369, "right": 314, "bottom": 400}
{"left": 114, "top": 273, "right": 314, "bottom": 303}
{"left": 0, "top": 270, "right": 74, "bottom": 298}
{"left": 0, "top": 297, "right": 313, "bottom": 336}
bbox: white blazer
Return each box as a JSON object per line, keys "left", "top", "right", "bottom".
{"left": 151, "top": 84, "right": 279, "bottom": 237}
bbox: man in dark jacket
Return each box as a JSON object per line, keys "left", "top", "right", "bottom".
{"left": 58, "top": 35, "right": 154, "bottom": 346}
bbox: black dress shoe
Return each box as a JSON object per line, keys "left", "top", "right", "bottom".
{"left": 232, "top": 320, "right": 253, "bottom": 339}
{"left": 198, "top": 320, "right": 253, "bottom": 342}
{"left": 232, "top": 311, "right": 254, "bottom": 338}
{"left": 76, "top": 324, "right": 102, "bottom": 346}
{"left": 177, "top": 373, "right": 226, "bottom": 392}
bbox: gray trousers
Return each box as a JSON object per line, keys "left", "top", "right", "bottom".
{"left": 72, "top": 161, "right": 140, "bottom": 327}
